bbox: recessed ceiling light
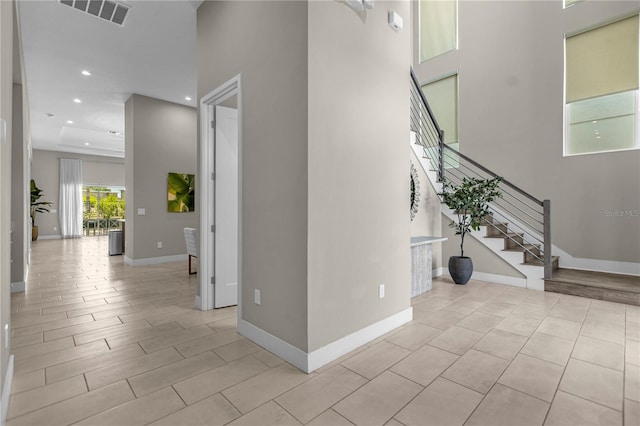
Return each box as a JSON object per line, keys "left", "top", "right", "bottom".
{"left": 81, "top": 70, "right": 91, "bottom": 76}
{"left": 67, "top": 120, "right": 74, "bottom": 124}
{"left": 73, "top": 98, "right": 82, "bottom": 103}
{"left": 185, "top": 96, "right": 192, "bottom": 101}
{"left": 84, "top": 142, "right": 90, "bottom": 146}
{"left": 592, "top": 120, "right": 598, "bottom": 124}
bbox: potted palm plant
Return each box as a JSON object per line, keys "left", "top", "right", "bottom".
{"left": 31, "top": 179, "right": 52, "bottom": 241}
{"left": 438, "top": 176, "right": 502, "bottom": 284}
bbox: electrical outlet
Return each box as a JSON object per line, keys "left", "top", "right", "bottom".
{"left": 254, "top": 289, "right": 261, "bottom": 305}
{"left": 157, "top": 241, "right": 162, "bottom": 249}
{"left": 379, "top": 284, "right": 385, "bottom": 299}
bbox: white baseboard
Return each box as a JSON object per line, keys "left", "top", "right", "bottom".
{"left": 10, "top": 281, "right": 25, "bottom": 293}
{"left": 556, "top": 253, "right": 640, "bottom": 276}
{"left": 237, "top": 320, "right": 308, "bottom": 372}
{"left": 1, "top": 355, "right": 14, "bottom": 426}
{"left": 124, "top": 254, "right": 187, "bottom": 267}
{"left": 306, "top": 307, "right": 413, "bottom": 372}
{"left": 194, "top": 295, "right": 202, "bottom": 311}
{"left": 37, "top": 235, "right": 61, "bottom": 240}
{"left": 440, "top": 269, "right": 529, "bottom": 289}
{"left": 472, "top": 271, "right": 528, "bottom": 288}
{"left": 238, "top": 307, "right": 413, "bottom": 374}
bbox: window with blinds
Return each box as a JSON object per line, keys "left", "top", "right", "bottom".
{"left": 419, "top": 0, "right": 457, "bottom": 62}
{"left": 422, "top": 74, "right": 459, "bottom": 167}
{"left": 565, "top": 15, "right": 639, "bottom": 156}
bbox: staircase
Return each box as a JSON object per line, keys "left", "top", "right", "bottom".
{"left": 410, "top": 68, "right": 554, "bottom": 290}
{"left": 410, "top": 67, "right": 640, "bottom": 303}
{"left": 416, "top": 155, "right": 553, "bottom": 290}
{"left": 482, "top": 213, "right": 559, "bottom": 271}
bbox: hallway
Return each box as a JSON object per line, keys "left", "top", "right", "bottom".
{"left": 6, "top": 237, "right": 640, "bottom": 425}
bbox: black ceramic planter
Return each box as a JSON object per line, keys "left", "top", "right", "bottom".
{"left": 449, "top": 256, "right": 473, "bottom": 285}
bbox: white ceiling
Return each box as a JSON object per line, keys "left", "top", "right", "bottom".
{"left": 18, "top": 0, "right": 201, "bottom": 158}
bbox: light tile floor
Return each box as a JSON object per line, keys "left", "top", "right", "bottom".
{"left": 7, "top": 237, "right": 640, "bottom": 425}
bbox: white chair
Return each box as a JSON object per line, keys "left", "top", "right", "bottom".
{"left": 184, "top": 227, "right": 198, "bottom": 274}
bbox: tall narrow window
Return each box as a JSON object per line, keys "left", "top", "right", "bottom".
{"left": 565, "top": 15, "right": 639, "bottom": 156}
{"left": 423, "top": 74, "right": 459, "bottom": 167}
{"left": 419, "top": 0, "right": 457, "bottom": 62}
{"left": 422, "top": 74, "right": 458, "bottom": 147}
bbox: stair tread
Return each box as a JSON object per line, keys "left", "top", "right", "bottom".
{"left": 545, "top": 268, "right": 640, "bottom": 293}
{"left": 523, "top": 256, "right": 560, "bottom": 268}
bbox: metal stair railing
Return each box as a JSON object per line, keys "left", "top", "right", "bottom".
{"left": 410, "top": 68, "right": 553, "bottom": 280}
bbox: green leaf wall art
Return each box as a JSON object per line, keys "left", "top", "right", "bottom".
{"left": 167, "top": 172, "right": 195, "bottom": 212}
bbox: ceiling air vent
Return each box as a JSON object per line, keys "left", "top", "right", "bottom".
{"left": 59, "top": 0, "right": 130, "bottom": 26}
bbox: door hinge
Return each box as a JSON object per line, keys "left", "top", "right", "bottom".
{"left": 211, "top": 276, "right": 215, "bottom": 285}
{"left": 211, "top": 224, "right": 216, "bottom": 233}
{"left": 211, "top": 120, "right": 215, "bottom": 129}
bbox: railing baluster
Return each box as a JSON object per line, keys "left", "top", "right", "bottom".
{"left": 544, "top": 199, "right": 552, "bottom": 280}
{"left": 438, "top": 129, "right": 445, "bottom": 182}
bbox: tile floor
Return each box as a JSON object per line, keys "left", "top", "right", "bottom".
{"left": 7, "top": 237, "right": 640, "bottom": 425}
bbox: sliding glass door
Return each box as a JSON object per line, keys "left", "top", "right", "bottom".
{"left": 83, "top": 186, "right": 126, "bottom": 236}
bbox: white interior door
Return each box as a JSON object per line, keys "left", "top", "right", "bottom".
{"left": 213, "top": 106, "right": 238, "bottom": 308}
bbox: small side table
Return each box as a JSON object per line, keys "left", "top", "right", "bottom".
{"left": 410, "top": 236, "right": 447, "bottom": 297}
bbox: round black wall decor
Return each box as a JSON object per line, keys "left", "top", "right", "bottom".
{"left": 410, "top": 162, "right": 420, "bottom": 221}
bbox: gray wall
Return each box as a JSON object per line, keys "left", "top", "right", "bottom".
{"left": 30, "top": 149, "right": 125, "bottom": 238}
{"left": 124, "top": 94, "right": 198, "bottom": 262}
{"left": 307, "top": 0, "right": 412, "bottom": 351}
{"left": 198, "top": 1, "right": 309, "bottom": 350}
{"left": 413, "top": 0, "right": 640, "bottom": 265}
{"left": 0, "top": 0, "right": 13, "bottom": 402}
{"left": 198, "top": 1, "right": 413, "bottom": 353}
{"left": 410, "top": 149, "right": 443, "bottom": 271}
{"left": 11, "top": 83, "right": 28, "bottom": 286}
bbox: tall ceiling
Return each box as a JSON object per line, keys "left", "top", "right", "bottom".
{"left": 18, "top": 0, "right": 201, "bottom": 158}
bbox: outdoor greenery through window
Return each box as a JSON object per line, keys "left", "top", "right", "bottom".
{"left": 419, "top": 0, "right": 457, "bottom": 62}
{"left": 83, "top": 186, "right": 126, "bottom": 236}
{"left": 565, "top": 15, "right": 639, "bottom": 156}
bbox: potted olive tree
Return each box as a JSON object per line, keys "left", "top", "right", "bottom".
{"left": 31, "top": 179, "right": 52, "bottom": 241}
{"left": 438, "top": 176, "right": 502, "bottom": 284}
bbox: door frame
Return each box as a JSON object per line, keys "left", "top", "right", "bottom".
{"left": 198, "top": 74, "right": 242, "bottom": 312}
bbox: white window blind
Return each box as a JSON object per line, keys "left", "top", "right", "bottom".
{"left": 419, "top": 0, "right": 457, "bottom": 62}
{"left": 566, "top": 15, "right": 638, "bottom": 103}
{"left": 565, "top": 15, "right": 639, "bottom": 156}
